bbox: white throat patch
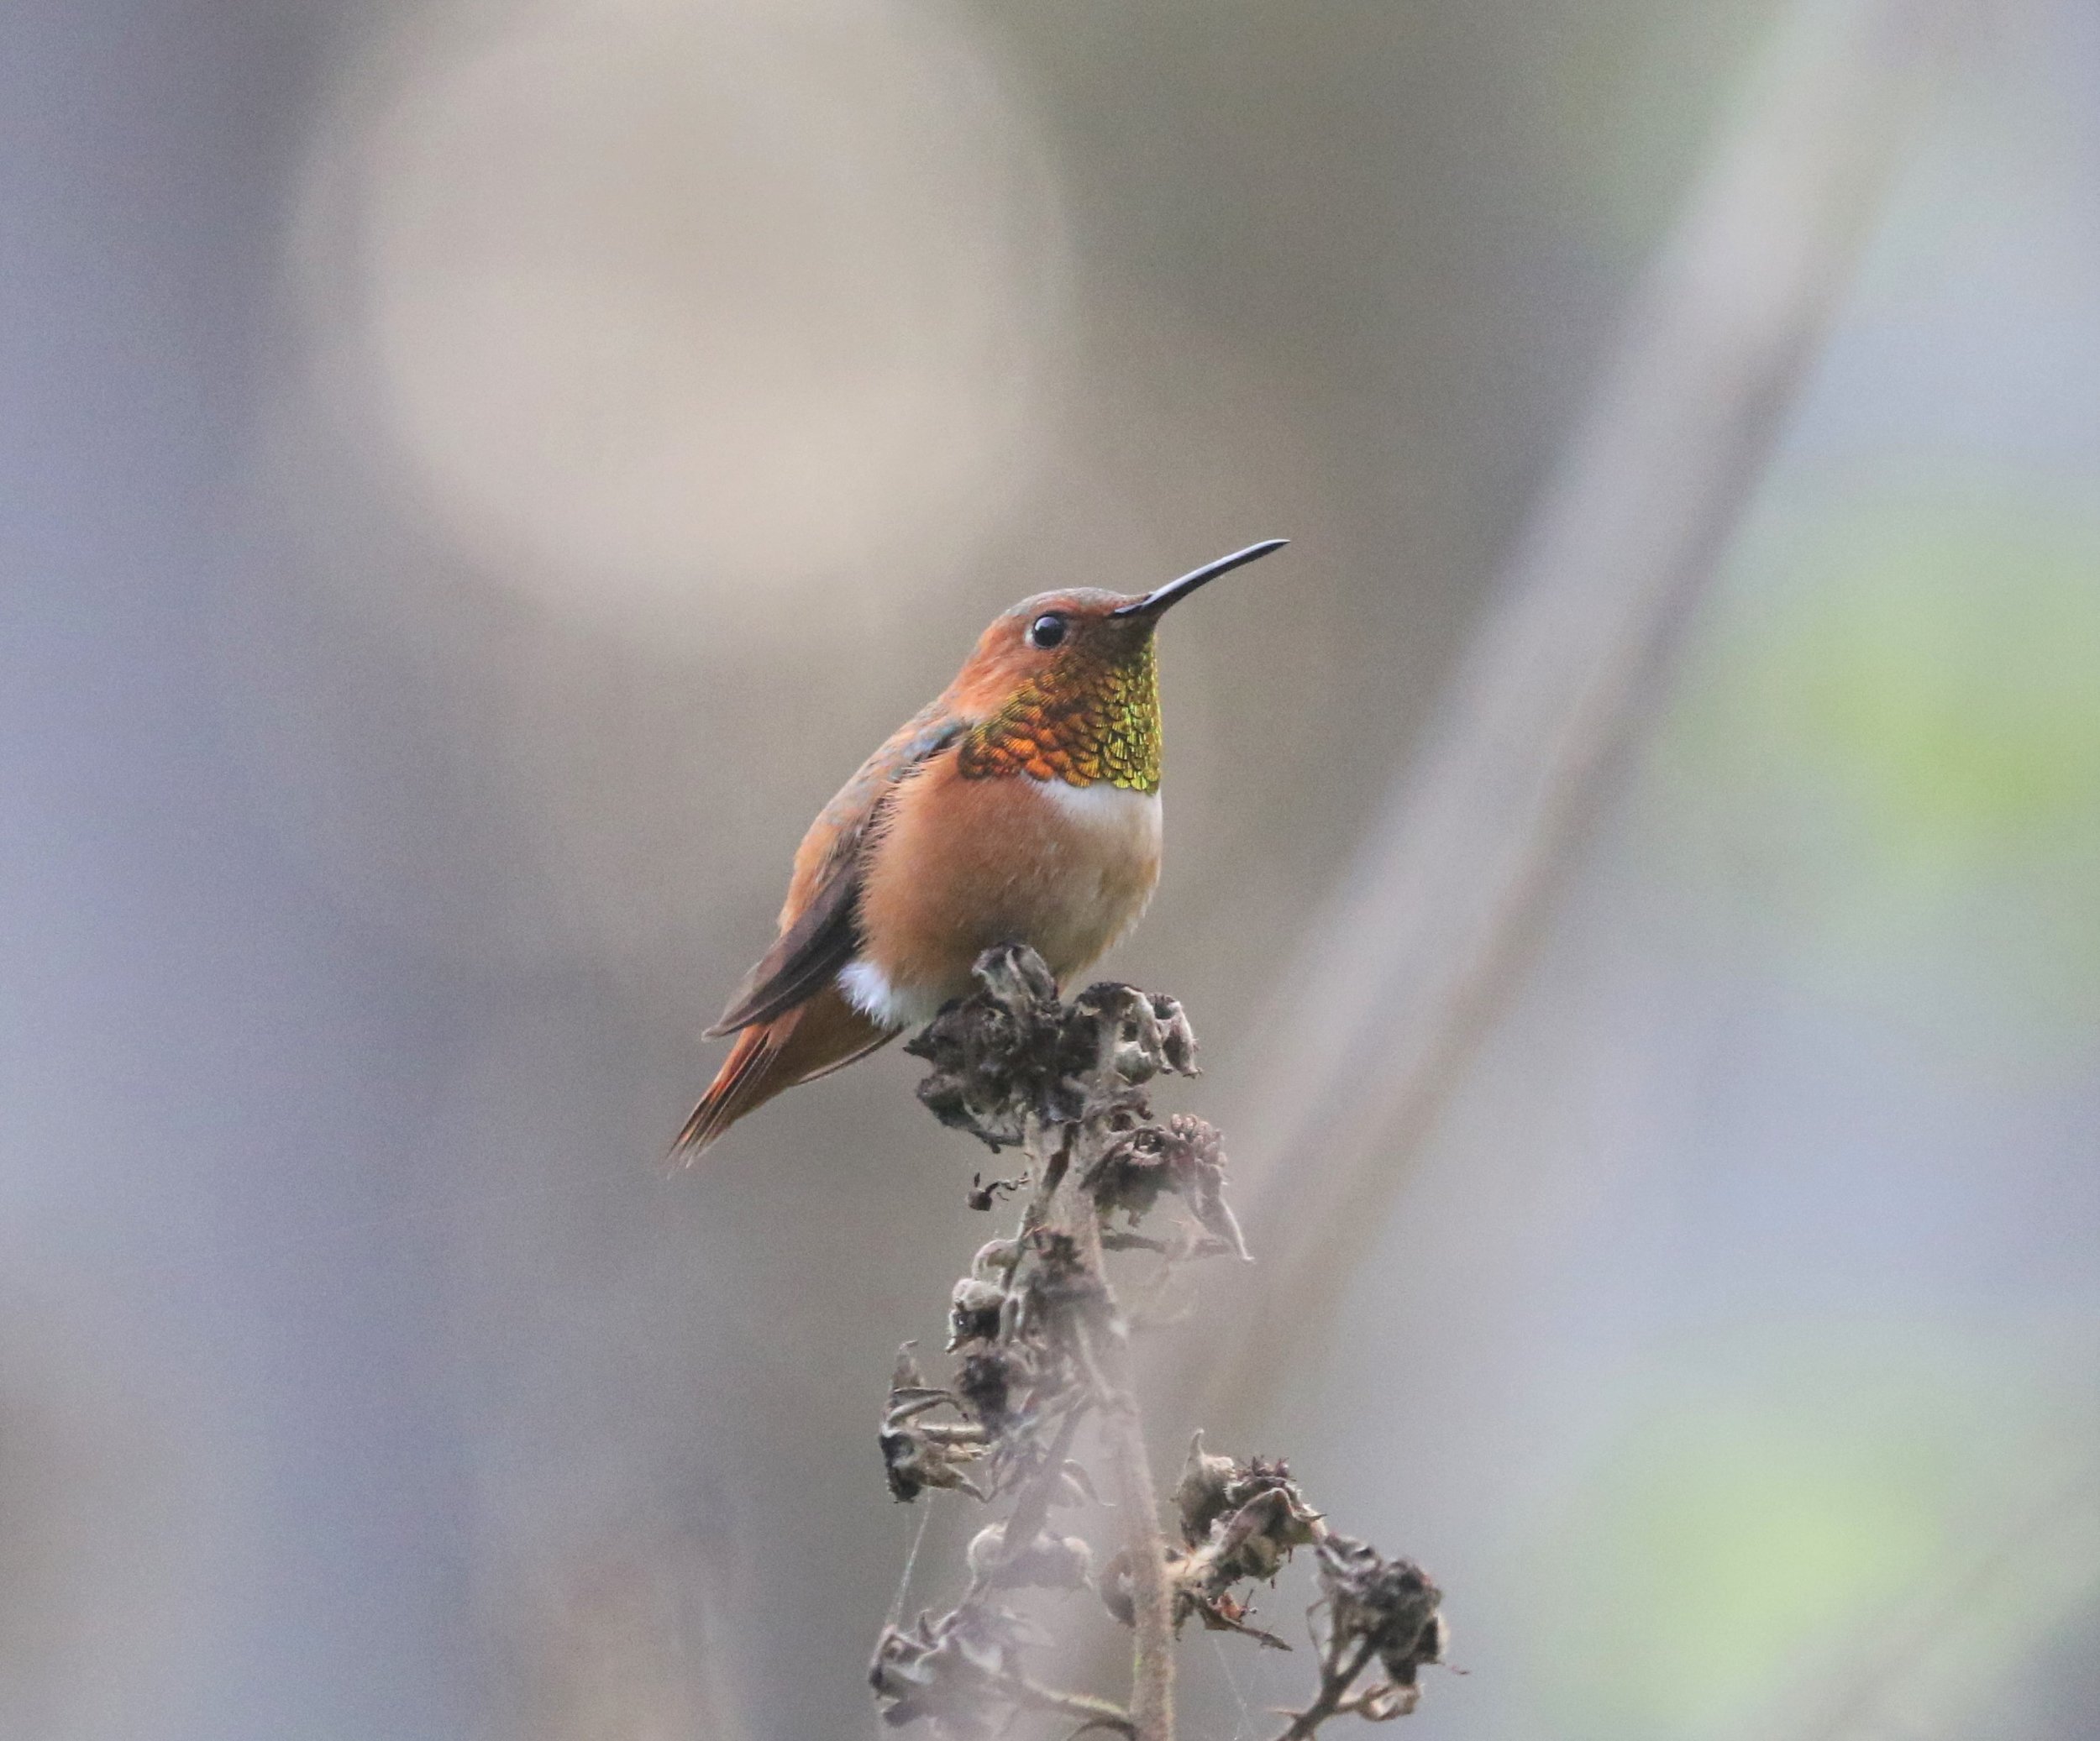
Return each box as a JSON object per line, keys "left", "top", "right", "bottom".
{"left": 1035, "top": 779, "right": 1163, "bottom": 831}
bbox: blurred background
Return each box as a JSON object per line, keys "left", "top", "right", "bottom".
{"left": 4, "top": 0, "right": 2098, "bottom": 1737}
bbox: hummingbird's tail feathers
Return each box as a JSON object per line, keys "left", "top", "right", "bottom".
{"left": 671, "top": 983, "right": 895, "bottom": 1162}
{"left": 670, "top": 1021, "right": 779, "bottom": 1158}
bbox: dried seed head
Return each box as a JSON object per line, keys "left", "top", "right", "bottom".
{"left": 870, "top": 1605, "right": 1032, "bottom": 1738}
{"left": 954, "top": 1349, "right": 1018, "bottom": 1430}
{"left": 1163, "top": 1450, "right": 1326, "bottom": 1635}
{"left": 880, "top": 1421, "right": 985, "bottom": 1503}
{"left": 1084, "top": 1114, "right": 1249, "bottom": 1257}
{"left": 948, "top": 1277, "right": 1004, "bottom": 1350}
{"left": 1174, "top": 1430, "right": 1240, "bottom": 1545}
{"left": 1149, "top": 993, "right": 1199, "bottom": 1075}
{"left": 881, "top": 1342, "right": 989, "bottom": 1502}
{"left": 906, "top": 946, "right": 1203, "bottom": 1146}
{"left": 904, "top": 944, "right": 1067, "bottom": 1146}
{"left": 965, "top": 1171, "right": 1026, "bottom": 1212}
{"left": 1316, "top": 1533, "right": 1446, "bottom": 1704}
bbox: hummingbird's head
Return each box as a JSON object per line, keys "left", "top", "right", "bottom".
{"left": 950, "top": 540, "right": 1287, "bottom": 794}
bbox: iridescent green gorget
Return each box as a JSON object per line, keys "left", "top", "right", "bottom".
{"left": 958, "top": 636, "right": 1161, "bottom": 792}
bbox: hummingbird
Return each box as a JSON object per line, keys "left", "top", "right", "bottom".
{"left": 671, "top": 538, "right": 1289, "bottom": 1159}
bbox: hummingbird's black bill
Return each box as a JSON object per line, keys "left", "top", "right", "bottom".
{"left": 1110, "top": 538, "right": 1289, "bottom": 618}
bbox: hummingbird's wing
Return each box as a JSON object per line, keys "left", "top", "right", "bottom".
{"left": 702, "top": 857, "right": 864, "bottom": 1038}
{"left": 705, "top": 705, "right": 964, "bottom": 1038}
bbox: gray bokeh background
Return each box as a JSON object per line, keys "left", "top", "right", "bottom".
{"left": 5, "top": 1, "right": 2097, "bottom": 1737}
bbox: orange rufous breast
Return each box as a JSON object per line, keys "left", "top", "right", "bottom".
{"left": 851, "top": 752, "right": 1163, "bottom": 1023}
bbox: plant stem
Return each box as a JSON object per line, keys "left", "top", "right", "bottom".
{"left": 1006, "top": 1675, "right": 1136, "bottom": 1736}
{"left": 1071, "top": 1198, "right": 1174, "bottom": 1741}
{"left": 1270, "top": 1637, "right": 1377, "bottom": 1741}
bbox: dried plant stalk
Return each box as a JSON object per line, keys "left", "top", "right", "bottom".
{"left": 869, "top": 947, "right": 1444, "bottom": 1741}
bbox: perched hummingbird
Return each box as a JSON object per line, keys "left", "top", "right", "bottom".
{"left": 671, "top": 538, "right": 1288, "bottom": 1159}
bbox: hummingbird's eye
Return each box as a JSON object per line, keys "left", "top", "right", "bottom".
{"left": 1027, "top": 612, "right": 1068, "bottom": 649}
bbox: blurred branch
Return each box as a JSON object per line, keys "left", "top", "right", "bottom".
{"left": 1176, "top": 0, "right": 1972, "bottom": 1433}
